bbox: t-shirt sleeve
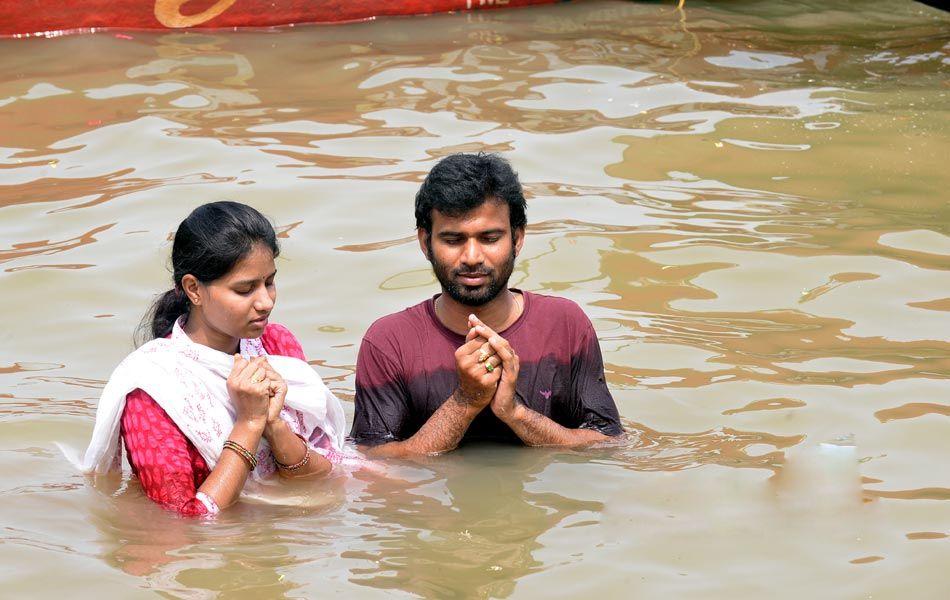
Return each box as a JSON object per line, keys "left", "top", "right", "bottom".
{"left": 351, "top": 336, "right": 413, "bottom": 446}
{"left": 567, "top": 317, "right": 623, "bottom": 436}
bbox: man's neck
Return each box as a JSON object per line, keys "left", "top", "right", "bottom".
{"left": 434, "top": 289, "right": 523, "bottom": 335}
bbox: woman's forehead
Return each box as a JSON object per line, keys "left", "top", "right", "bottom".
{"left": 223, "top": 244, "right": 275, "bottom": 279}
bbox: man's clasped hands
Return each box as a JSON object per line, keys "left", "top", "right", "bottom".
{"left": 454, "top": 314, "right": 523, "bottom": 421}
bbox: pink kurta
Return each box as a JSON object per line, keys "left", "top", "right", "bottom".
{"left": 119, "top": 323, "right": 306, "bottom": 516}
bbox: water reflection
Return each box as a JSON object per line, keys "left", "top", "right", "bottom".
{"left": 606, "top": 419, "right": 801, "bottom": 473}
{"left": 0, "top": 224, "right": 113, "bottom": 270}
{"left": 1, "top": 0, "right": 948, "bottom": 596}
{"left": 130, "top": 33, "right": 260, "bottom": 123}
{"left": 347, "top": 447, "right": 600, "bottom": 598}
{"left": 89, "top": 474, "right": 349, "bottom": 597}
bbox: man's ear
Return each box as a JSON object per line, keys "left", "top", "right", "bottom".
{"left": 513, "top": 226, "right": 526, "bottom": 257}
{"left": 417, "top": 228, "right": 432, "bottom": 260}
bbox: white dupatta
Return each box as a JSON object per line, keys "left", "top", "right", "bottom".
{"left": 80, "top": 318, "right": 347, "bottom": 482}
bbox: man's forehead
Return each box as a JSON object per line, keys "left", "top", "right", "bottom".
{"left": 431, "top": 199, "right": 510, "bottom": 230}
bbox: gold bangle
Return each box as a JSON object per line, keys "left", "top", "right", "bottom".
{"left": 223, "top": 440, "right": 258, "bottom": 471}
{"left": 274, "top": 433, "right": 311, "bottom": 471}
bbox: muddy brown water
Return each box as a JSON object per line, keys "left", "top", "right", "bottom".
{"left": 1, "top": 1, "right": 948, "bottom": 597}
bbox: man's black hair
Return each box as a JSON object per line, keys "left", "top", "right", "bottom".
{"left": 415, "top": 153, "right": 527, "bottom": 234}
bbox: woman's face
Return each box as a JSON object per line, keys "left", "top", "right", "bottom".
{"left": 195, "top": 243, "right": 277, "bottom": 342}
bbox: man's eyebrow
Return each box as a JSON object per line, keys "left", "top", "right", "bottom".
{"left": 437, "top": 228, "right": 506, "bottom": 236}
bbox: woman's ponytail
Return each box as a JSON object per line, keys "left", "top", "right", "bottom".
{"left": 153, "top": 287, "right": 190, "bottom": 339}
{"left": 136, "top": 286, "right": 190, "bottom": 346}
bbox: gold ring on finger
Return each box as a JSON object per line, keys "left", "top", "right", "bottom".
{"left": 485, "top": 362, "right": 495, "bottom": 373}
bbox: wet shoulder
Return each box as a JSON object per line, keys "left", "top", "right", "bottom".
{"left": 362, "top": 300, "right": 431, "bottom": 354}
{"left": 517, "top": 294, "right": 597, "bottom": 363}
{"left": 520, "top": 292, "right": 596, "bottom": 355}
{"left": 525, "top": 291, "right": 591, "bottom": 326}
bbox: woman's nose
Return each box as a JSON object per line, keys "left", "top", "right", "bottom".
{"left": 254, "top": 286, "right": 275, "bottom": 311}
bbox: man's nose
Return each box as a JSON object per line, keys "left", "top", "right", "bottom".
{"left": 461, "top": 238, "right": 484, "bottom": 265}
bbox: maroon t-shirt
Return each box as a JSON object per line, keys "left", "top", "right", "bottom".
{"left": 351, "top": 290, "right": 622, "bottom": 445}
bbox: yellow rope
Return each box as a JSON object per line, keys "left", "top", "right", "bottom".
{"left": 668, "top": 0, "right": 699, "bottom": 78}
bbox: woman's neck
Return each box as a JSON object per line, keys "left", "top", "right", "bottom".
{"left": 181, "top": 313, "right": 240, "bottom": 354}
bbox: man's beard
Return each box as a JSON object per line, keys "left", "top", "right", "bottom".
{"left": 430, "top": 246, "right": 516, "bottom": 307}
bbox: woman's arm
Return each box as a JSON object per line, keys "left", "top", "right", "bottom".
{"left": 194, "top": 419, "right": 265, "bottom": 510}
{"left": 125, "top": 351, "right": 331, "bottom": 515}
{"left": 122, "top": 355, "right": 272, "bottom": 515}
{"left": 122, "top": 390, "right": 213, "bottom": 516}
{"left": 260, "top": 323, "right": 333, "bottom": 478}
{"left": 264, "top": 419, "right": 332, "bottom": 478}
{"left": 258, "top": 358, "right": 333, "bottom": 478}
{"left": 122, "top": 391, "right": 264, "bottom": 515}
{"left": 202, "top": 355, "right": 273, "bottom": 509}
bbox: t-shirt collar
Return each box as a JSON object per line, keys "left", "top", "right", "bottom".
{"left": 426, "top": 288, "right": 531, "bottom": 341}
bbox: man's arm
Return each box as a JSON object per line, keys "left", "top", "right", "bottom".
{"left": 361, "top": 389, "right": 484, "bottom": 458}
{"left": 494, "top": 393, "right": 609, "bottom": 447}
{"left": 360, "top": 328, "right": 501, "bottom": 458}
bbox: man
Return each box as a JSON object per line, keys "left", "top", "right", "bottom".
{"left": 351, "top": 153, "right": 622, "bottom": 456}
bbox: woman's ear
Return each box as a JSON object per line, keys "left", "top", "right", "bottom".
{"left": 181, "top": 274, "right": 201, "bottom": 305}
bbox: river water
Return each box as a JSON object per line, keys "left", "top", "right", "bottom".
{"left": 1, "top": 1, "right": 948, "bottom": 597}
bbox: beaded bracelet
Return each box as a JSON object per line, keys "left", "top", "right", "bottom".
{"left": 274, "top": 433, "right": 311, "bottom": 471}
{"left": 223, "top": 440, "right": 258, "bottom": 471}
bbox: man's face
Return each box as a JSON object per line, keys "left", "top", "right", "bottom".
{"left": 419, "top": 200, "right": 524, "bottom": 307}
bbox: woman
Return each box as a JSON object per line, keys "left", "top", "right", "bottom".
{"left": 81, "top": 201, "right": 348, "bottom": 516}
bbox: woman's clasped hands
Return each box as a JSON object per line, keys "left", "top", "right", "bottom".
{"left": 227, "top": 355, "right": 287, "bottom": 431}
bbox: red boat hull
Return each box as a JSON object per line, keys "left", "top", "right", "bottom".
{"left": 0, "top": 0, "right": 563, "bottom": 37}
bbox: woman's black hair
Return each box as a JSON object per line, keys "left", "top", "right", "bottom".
{"left": 414, "top": 153, "right": 527, "bottom": 234}
{"left": 137, "top": 201, "right": 279, "bottom": 344}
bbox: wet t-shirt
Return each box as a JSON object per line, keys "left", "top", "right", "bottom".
{"left": 351, "top": 291, "right": 622, "bottom": 446}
